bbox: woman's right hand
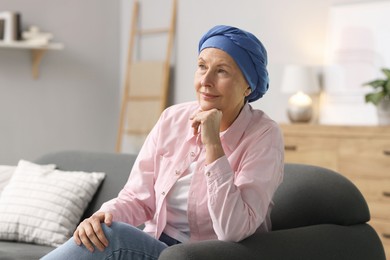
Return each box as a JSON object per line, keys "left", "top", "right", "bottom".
{"left": 73, "top": 212, "right": 113, "bottom": 252}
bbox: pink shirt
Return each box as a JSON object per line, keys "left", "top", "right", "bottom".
{"left": 99, "top": 101, "right": 284, "bottom": 242}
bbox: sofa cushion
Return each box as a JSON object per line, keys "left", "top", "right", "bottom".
{"left": 0, "top": 160, "right": 105, "bottom": 247}
{"left": 0, "top": 240, "right": 54, "bottom": 260}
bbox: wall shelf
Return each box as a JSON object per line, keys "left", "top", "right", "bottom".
{"left": 0, "top": 41, "right": 64, "bottom": 79}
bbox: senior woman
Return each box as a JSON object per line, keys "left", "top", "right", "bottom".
{"left": 42, "top": 25, "right": 284, "bottom": 260}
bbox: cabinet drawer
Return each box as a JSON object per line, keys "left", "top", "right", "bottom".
{"left": 368, "top": 201, "right": 390, "bottom": 220}
{"left": 284, "top": 136, "right": 338, "bottom": 171}
{"left": 369, "top": 219, "right": 390, "bottom": 258}
{"left": 345, "top": 176, "right": 390, "bottom": 220}
{"left": 346, "top": 176, "right": 390, "bottom": 202}
{"left": 339, "top": 139, "right": 390, "bottom": 178}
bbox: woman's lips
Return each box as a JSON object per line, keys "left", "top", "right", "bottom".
{"left": 201, "top": 92, "right": 219, "bottom": 100}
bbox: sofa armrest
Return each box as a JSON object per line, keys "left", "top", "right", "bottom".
{"left": 158, "top": 224, "right": 386, "bottom": 260}
{"left": 272, "top": 164, "right": 370, "bottom": 230}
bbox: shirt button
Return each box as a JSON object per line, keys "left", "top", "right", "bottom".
{"left": 206, "top": 172, "right": 211, "bottom": 177}
{"left": 175, "top": 170, "right": 180, "bottom": 175}
{"left": 161, "top": 192, "right": 166, "bottom": 196}
{"left": 190, "top": 151, "right": 196, "bottom": 157}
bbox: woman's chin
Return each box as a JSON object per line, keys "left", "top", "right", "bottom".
{"left": 199, "top": 101, "right": 219, "bottom": 111}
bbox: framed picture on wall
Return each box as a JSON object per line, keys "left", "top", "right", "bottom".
{"left": 320, "top": 1, "right": 390, "bottom": 125}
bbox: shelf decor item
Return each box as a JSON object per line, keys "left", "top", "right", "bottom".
{"left": 363, "top": 68, "right": 390, "bottom": 125}
{"left": 0, "top": 12, "right": 64, "bottom": 79}
{"left": 281, "top": 65, "right": 320, "bottom": 123}
{"left": 0, "top": 11, "right": 21, "bottom": 43}
{"left": 0, "top": 19, "right": 4, "bottom": 40}
{"left": 22, "top": 26, "right": 53, "bottom": 46}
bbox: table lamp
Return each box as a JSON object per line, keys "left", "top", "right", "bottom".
{"left": 281, "top": 65, "right": 320, "bottom": 123}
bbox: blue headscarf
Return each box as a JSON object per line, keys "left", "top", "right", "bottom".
{"left": 198, "top": 25, "right": 269, "bottom": 102}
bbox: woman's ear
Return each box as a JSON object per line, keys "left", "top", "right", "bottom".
{"left": 244, "top": 87, "right": 252, "bottom": 97}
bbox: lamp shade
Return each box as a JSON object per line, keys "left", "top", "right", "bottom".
{"left": 281, "top": 65, "right": 320, "bottom": 94}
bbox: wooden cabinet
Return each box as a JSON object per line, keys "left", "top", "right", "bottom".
{"left": 280, "top": 124, "right": 390, "bottom": 257}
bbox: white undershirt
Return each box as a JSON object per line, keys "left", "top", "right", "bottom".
{"left": 164, "top": 162, "right": 196, "bottom": 242}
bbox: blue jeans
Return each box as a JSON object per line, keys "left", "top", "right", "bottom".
{"left": 41, "top": 222, "right": 179, "bottom": 260}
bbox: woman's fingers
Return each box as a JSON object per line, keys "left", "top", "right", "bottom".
{"left": 191, "top": 109, "right": 222, "bottom": 144}
{"left": 91, "top": 217, "right": 109, "bottom": 248}
{"left": 104, "top": 212, "right": 113, "bottom": 227}
{"left": 75, "top": 221, "right": 97, "bottom": 252}
{"left": 73, "top": 228, "right": 82, "bottom": 246}
{"left": 73, "top": 212, "right": 112, "bottom": 252}
{"left": 191, "top": 121, "right": 201, "bottom": 135}
{"left": 83, "top": 219, "right": 106, "bottom": 252}
{"left": 190, "top": 110, "right": 202, "bottom": 135}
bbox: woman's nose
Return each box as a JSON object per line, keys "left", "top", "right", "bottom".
{"left": 200, "top": 71, "right": 213, "bottom": 87}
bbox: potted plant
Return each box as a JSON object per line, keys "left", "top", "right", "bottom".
{"left": 363, "top": 68, "right": 390, "bottom": 125}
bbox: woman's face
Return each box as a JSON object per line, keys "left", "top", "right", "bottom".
{"left": 194, "top": 48, "right": 250, "bottom": 122}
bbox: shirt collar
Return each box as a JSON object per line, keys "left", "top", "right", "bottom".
{"left": 220, "top": 103, "right": 252, "bottom": 153}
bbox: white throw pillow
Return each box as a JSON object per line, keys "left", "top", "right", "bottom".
{"left": 0, "top": 165, "right": 16, "bottom": 194}
{"left": 0, "top": 160, "right": 105, "bottom": 247}
{"left": 0, "top": 162, "right": 55, "bottom": 194}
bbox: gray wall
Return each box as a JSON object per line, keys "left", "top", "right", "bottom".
{"left": 172, "top": 0, "right": 330, "bottom": 122}
{"left": 121, "top": 0, "right": 374, "bottom": 125}
{"left": 1, "top": 0, "right": 381, "bottom": 163}
{"left": 0, "top": 0, "right": 120, "bottom": 164}
{"left": 171, "top": 0, "right": 382, "bottom": 121}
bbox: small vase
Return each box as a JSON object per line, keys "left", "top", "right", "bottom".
{"left": 377, "top": 96, "right": 390, "bottom": 125}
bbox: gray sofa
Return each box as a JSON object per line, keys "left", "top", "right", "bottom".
{"left": 0, "top": 150, "right": 386, "bottom": 260}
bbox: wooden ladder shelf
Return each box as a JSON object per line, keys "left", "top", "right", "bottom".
{"left": 116, "top": 0, "right": 177, "bottom": 152}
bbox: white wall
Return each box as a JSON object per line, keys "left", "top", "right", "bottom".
{"left": 174, "top": 0, "right": 331, "bottom": 122}
{"left": 120, "top": 0, "right": 332, "bottom": 125}
{"left": 123, "top": 0, "right": 380, "bottom": 122}
{"left": 0, "top": 0, "right": 120, "bottom": 164}
{"left": 1, "top": 0, "right": 381, "bottom": 163}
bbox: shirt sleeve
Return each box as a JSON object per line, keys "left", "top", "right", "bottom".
{"left": 98, "top": 115, "right": 163, "bottom": 226}
{"left": 204, "top": 124, "right": 284, "bottom": 242}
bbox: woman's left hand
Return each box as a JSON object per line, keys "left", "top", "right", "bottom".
{"left": 190, "top": 108, "right": 221, "bottom": 144}
{"left": 190, "top": 109, "right": 225, "bottom": 164}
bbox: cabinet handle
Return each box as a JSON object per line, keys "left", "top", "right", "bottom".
{"left": 383, "top": 191, "right": 390, "bottom": 197}
{"left": 383, "top": 233, "right": 390, "bottom": 239}
{"left": 285, "top": 145, "right": 297, "bottom": 151}
{"left": 383, "top": 150, "right": 390, "bottom": 156}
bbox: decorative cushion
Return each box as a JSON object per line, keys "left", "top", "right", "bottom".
{"left": 1, "top": 163, "right": 56, "bottom": 194}
{"left": 0, "top": 160, "right": 105, "bottom": 247}
{"left": 0, "top": 165, "right": 17, "bottom": 194}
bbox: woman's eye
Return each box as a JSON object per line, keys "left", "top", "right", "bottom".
{"left": 218, "top": 69, "right": 227, "bottom": 74}
{"left": 198, "top": 64, "right": 206, "bottom": 70}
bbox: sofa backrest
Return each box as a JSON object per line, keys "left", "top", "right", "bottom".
{"left": 35, "top": 151, "right": 371, "bottom": 232}
{"left": 35, "top": 150, "right": 137, "bottom": 220}
{"left": 271, "top": 163, "right": 370, "bottom": 230}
